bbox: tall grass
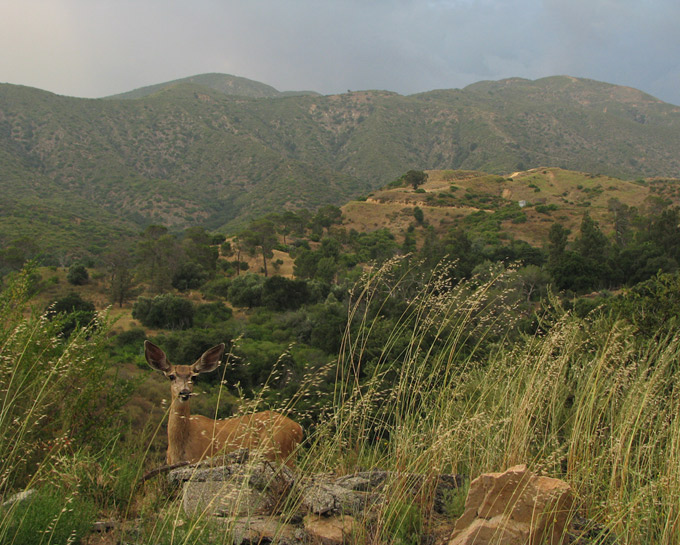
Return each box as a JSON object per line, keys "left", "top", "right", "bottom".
{"left": 0, "top": 268, "right": 139, "bottom": 545}
{"left": 301, "top": 260, "right": 680, "bottom": 544}
{"left": 2, "top": 262, "right": 679, "bottom": 544}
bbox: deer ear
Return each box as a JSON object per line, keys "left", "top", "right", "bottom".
{"left": 145, "top": 340, "right": 171, "bottom": 373}
{"left": 192, "top": 343, "right": 225, "bottom": 374}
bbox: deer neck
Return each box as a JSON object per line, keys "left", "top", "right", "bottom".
{"left": 167, "top": 399, "right": 192, "bottom": 463}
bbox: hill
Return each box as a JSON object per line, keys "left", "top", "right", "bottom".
{"left": 1, "top": 75, "right": 680, "bottom": 259}
{"left": 105, "top": 72, "right": 320, "bottom": 100}
{"left": 341, "top": 168, "right": 680, "bottom": 248}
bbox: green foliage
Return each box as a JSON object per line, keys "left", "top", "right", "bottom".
{"left": 608, "top": 271, "right": 680, "bottom": 336}
{"left": 45, "top": 292, "right": 97, "bottom": 337}
{"left": 66, "top": 263, "right": 89, "bottom": 285}
{"left": 227, "top": 273, "right": 264, "bottom": 308}
{"left": 172, "top": 261, "right": 209, "bottom": 291}
{"left": 1, "top": 487, "right": 98, "bottom": 545}
{"left": 382, "top": 496, "right": 423, "bottom": 545}
{"left": 261, "top": 276, "right": 311, "bottom": 311}
{"left": 0, "top": 269, "right": 135, "bottom": 500}
{"left": 201, "top": 276, "right": 232, "bottom": 300}
{"left": 194, "top": 301, "right": 233, "bottom": 328}
{"left": 402, "top": 169, "right": 428, "bottom": 190}
{"left": 413, "top": 206, "right": 424, "bottom": 224}
{"left": 132, "top": 293, "right": 195, "bottom": 329}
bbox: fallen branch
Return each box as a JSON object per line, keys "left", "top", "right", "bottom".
{"left": 139, "top": 461, "right": 191, "bottom": 486}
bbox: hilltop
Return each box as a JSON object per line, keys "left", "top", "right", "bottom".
{"left": 342, "top": 167, "right": 680, "bottom": 248}
{"left": 105, "top": 72, "right": 320, "bottom": 100}
{"left": 1, "top": 74, "right": 680, "bottom": 258}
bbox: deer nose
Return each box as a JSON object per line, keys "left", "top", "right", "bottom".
{"left": 179, "top": 389, "right": 192, "bottom": 401}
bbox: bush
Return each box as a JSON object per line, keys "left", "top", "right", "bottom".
{"left": 45, "top": 292, "right": 97, "bottom": 337}
{"left": 201, "top": 277, "right": 232, "bottom": 300}
{"left": 132, "top": 294, "right": 194, "bottom": 329}
{"left": 171, "top": 262, "right": 209, "bottom": 291}
{"left": 66, "top": 263, "right": 89, "bottom": 285}
{"left": 194, "top": 301, "right": 233, "bottom": 328}
{"left": 262, "top": 276, "right": 310, "bottom": 311}
{"left": 227, "top": 274, "right": 264, "bottom": 308}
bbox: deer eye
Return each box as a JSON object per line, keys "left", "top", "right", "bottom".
{"left": 167, "top": 374, "right": 176, "bottom": 381}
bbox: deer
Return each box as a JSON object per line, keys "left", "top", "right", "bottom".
{"left": 144, "top": 340, "right": 303, "bottom": 468}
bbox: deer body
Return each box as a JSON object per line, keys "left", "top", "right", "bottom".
{"left": 145, "top": 341, "right": 303, "bottom": 467}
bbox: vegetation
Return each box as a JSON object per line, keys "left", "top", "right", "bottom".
{"left": 2, "top": 93, "right": 680, "bottom": 540}
{"left": 3, "top": 253, "right": 680, "bottom": 543}
{"left": 3, "top": 76, "right": 680, "bottom": 261}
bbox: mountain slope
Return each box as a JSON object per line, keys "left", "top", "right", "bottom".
{"left": 1, "top": 75, "right": 680, "bottom": 258}
{"left": 106, "top": 73, "right": 319, "bottom": 100}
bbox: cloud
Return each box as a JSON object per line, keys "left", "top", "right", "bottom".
{"left": 0, "top": 0, "right": 678, "bottom": 105}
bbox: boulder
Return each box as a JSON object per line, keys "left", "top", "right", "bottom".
{"left": 169, "top": 452, "right": 295, "bottom": 517}
{"left": 448, "top": 464, "right": 574, "bottom": 545}
{"left": 303, "top": 514, "right": 357, "bottom": 545}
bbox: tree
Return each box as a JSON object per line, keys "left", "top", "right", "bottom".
{"left": 279, "top": 211, "right": 306, "bottom": 245}
{"left": 183, "top": 226, "right": 218, "bottom": 274}
{"left": 241, "top": 218, "right": 278, "bottom": 277}
{"left": 227, "top": 274, "right": 264, "bottom": 308}
{"left": 172, "top": 262, "right": 209, "bottom": 291}
{"left": 261, "top": 276, "right": 310, "bottom": 311}
{"left": 46, "top": 292, "right": 96, "bottom": 337}
{"left": 403, "top": 170, "right": 428, "bottom": 190}
{"left": 413, "top": 206, "right": 424, "bottom": 224}
{"left": 576, "top": 213, "right": 609, "bottom": 261}
{"left": 136, "top": 225, "right": 181, "bottom": 293}
{"left": 132, "top": 294, "right": 194, "bottom": 329}
{"left": 548, "top": 223, "right": 570, "bottom": 265}
{"left": 105, "top": 245, "right": 136, "bottom": 307}
{"left": 67, "top": 264, "right": 89, "bottom": 286}
{"left": 311, "top": 205, "right": 343, "bottom": 236}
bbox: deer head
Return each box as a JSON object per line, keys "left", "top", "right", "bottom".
{"left": 144, "top": 340, "right": 225, "bottom": 403}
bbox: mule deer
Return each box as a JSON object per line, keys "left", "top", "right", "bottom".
{"left": 144, "top": 340, "right": 303, "bottom": 467}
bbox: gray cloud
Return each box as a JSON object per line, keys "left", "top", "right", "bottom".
{"left": 1, "top": 0, "right": 678, "bottom": 105}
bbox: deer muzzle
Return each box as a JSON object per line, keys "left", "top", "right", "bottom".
{"left": 179, "top": 389, "right": 192, "bottom": 402}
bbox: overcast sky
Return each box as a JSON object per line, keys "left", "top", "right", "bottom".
{"left": 2, "top": 0, "right": 679, "bottom": 105}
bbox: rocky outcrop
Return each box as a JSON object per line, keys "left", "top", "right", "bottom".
{"left": 167, "top": 450, "right": 464, "bottom": 544}
{"left": 165, "top": 454, "right": 608, "bottom": 545}
{"left": 448, "top": 464, "right": 575, "bottom": 545}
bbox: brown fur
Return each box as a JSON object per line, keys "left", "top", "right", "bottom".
{"left": 145, "top": 341, "right": 303, "bottom": 467}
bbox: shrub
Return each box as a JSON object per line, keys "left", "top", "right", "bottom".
{"left": 171, "top": 262, "right": 209, "bottom": 291}
{"left": 45, "top": 292, "right": 96, "bottom": 337}
{"left": 132, "top": 294, "right": 194, "bottom": 329}
{"left": 66, "top": 263, "right": 89, "bottom": 285}
{"left": 201, "top": 277, "right": 232, "bottom": 300}
{"left": 262, "top": 276, "right": 310, "bottom": 311}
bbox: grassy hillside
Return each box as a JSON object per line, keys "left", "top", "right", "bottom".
{"left": 2, "top": 75, "right": 680, "bottom": 259}
{"left": 342, "top": 168, "right": 680, "bottom": 247}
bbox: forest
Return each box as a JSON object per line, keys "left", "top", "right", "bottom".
{"left": 2, "top": 169, "right": 680, "bottom": 544}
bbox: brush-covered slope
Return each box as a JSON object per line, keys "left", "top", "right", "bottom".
{"left": 1, "top": 75, "right": 680, "bottom": 256}
{"left": 106, "top": 73, "right": 320, "bottom": 100}
{"left": 342, "top": 168, "right": 680, "bottom": 247}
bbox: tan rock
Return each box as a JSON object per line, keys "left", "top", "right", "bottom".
{"left": 220, "top": 515, "right": 297, "bottom": 545}
{"left": 304, "top": 514, "right": 357, "bottom": 545}
{"left": 449, "top": 464, "right": 574, "bottom": 545}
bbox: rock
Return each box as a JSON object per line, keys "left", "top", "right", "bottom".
{"left": 2, "top": 488, "right": 35, "bottom": 507}
{"left": 448, "top": 464, "right": 574, "bottom": 545}
{"left": 303, "top": 514, "right": 357, "bottom": 545}
{"left": 219, "top": 515, "right": 298, "bottom": 545}
{"left": 299, "top": 474, "right": 379, "bottom": 515}
{"left": 299, "top": 470, "right": 465, "bottom": 516}
{"left": 169, "top": 455, "right": 295, "bottom": 517}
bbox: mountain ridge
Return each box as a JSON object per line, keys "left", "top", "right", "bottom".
{"left": 1, "top": 74, "right": 680, "bottom": 258}
{"left": 105, "top": 73, "right": 321, "bottom": 100}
